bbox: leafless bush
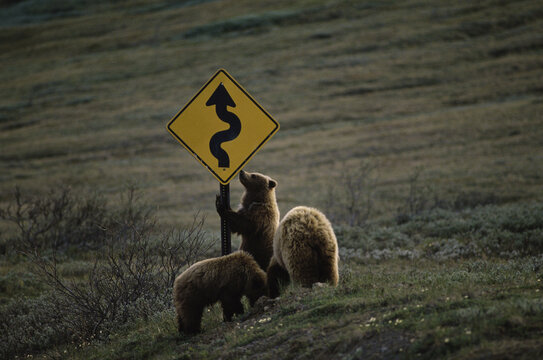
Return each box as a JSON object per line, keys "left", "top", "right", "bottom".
{"left": 395, "top": 168, "right": 429, "bottom": 224}
{"left": 322, "top": 161, "right": 378, "bottom": 227}
{"left": 395, "top": 168, "right": 449, "bottom": 224}
{"left": 157, "top": 212, "right": 213, "bottom": 286}
{"left": 0, "top": 186, "right": 108, "bottom": 252}
{"left": 0, "top": 185, "right": 213, "bottom": 354}
{"left": 19, "top": 213, "right": 211, "bottom": 341}
{"left": 0, "top": 184, "right": 156, "bottom": 255}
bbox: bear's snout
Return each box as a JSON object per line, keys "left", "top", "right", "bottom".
{"left": 239, "top": 170, "right": 248, "bottom": 186}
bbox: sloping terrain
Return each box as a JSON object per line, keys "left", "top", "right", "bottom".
{"left": 1, "top": 0, "right": 543, "bottom": 359}
{"left": 1, "top": 0, "right": 542, "bottom": 227}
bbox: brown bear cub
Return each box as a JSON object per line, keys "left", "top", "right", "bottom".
{"left": 216, "top": 170, "right": 280, "bottom": 271}
{"left": 173, "top": 251, "right": 266, "bottom": 334}
{"left": 267, "top": 206, "right": 339, "bottom": 298}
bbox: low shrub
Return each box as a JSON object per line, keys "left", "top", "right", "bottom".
{"left": 0, "top": 293, "right": 68, "bottom": 359}
{"left": 336, "top": 225, "right": 414, "bottom": 252}
{"left": 0, "top": 270, "right": 44, "bottom": 300}
{"left": 401, "top": 202, "right": 543, "bottom": 256}
{"left": 0, "top": 186, "right": 214, "bottom": 359}
{"left": 338, "top": 202, "right": 543, "bottom": 261}
{"left": 322, "top": 161, "right": 377, "bottom": 227}
{"left": 0, "top": 185, "right": 152, "bottom": 255}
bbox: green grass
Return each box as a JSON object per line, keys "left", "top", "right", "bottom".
{"left": 2, "top": 0, "right": 543, "bottom": 358}
{"left": 60, "top": 257, "right": 542, "bottom": 360}
{"left": 1, "top": 0, "right": 542, "bottom": 229}
{"left": 3, "top": 200, "right": 542, "bottom": 359}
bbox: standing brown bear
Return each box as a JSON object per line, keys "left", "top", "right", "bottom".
{"left": 173, "top": 251, "right": 267, "bottom": 334}
{"left": 267, "top": 206, "right": 339, "bottom": 298}
{"left": 216, "top": 170, "right": 280, "bottom": 271}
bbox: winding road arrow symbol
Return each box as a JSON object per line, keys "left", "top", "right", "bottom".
{"left": 206, "top": 82, "right": 241, "bottom": 168}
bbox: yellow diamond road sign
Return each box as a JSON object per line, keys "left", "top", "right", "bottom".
{"left": 167, "top": 69, "right": 279, "bottom": 185}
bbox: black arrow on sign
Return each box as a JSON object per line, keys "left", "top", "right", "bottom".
{"left": 206, "top": 83, "right": 241, "bottom": 168}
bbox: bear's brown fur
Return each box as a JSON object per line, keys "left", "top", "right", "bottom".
{"left": 216, "top": 170, "right": 279, "bottom": 271}
{"left": 267, "top": 206, "right": 339, "bottom": 298}
{"left": 173, "top": 251, "right": 266, "bottom": 334}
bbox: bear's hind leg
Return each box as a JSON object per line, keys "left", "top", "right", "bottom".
{"left": 288, "top": 246, "right": 320, "bottom": 288}
{"left": 182, "top": 304, "right": 204, "bottom": 334}
{"left": 177, "top": 314, "right": 184, "bottom": 334}
{"left": 267, "top": 257, "right": 291, "bottom": 298}
{"left": 220, "top": 295, "right": 244, "bottom": 322}
{"left": 318, "top": 253, "right": 339, "bottom": 286}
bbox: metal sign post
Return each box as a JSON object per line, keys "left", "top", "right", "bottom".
{"left": 220, "top": 183, "right": 231, "bottom": 255}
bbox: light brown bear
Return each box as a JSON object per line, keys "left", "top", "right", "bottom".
{"left": 216, "top": 170, "right": 279, "bottom": 271}
{"left": 173, "top": 251, "right": 266, "bottom": 334}
{"left": 267, "top": 206, "right": 339, "bottom": 298}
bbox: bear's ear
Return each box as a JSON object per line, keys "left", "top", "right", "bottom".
{"left": 268, "top": 179, "right": 277, "bottom": 189}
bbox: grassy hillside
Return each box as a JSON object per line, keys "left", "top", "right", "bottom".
{"left": 1, "top": 0, "right": 543, "bottom": 359}
{"left": 2, "top": 199, "right": 542, "bottom": 359}
{"left": 2, "top": 0, "right": 542, "bottom": 226}
{"left": 73, "top": 257, "right": 543, "bottom": 360}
